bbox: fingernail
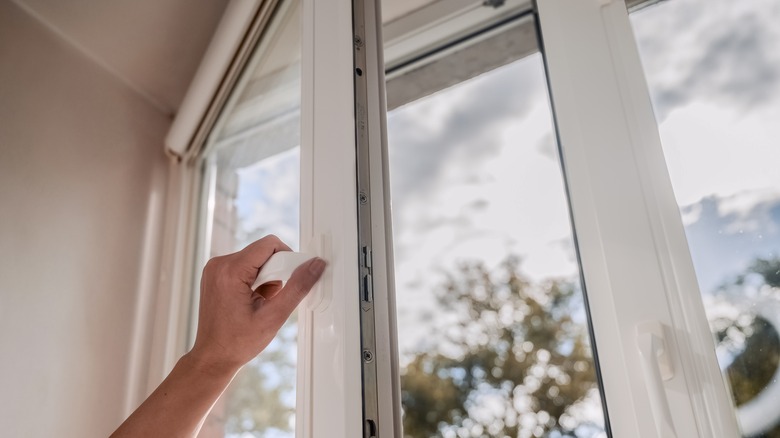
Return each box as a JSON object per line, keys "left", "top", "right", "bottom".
{"left": 308, "top": 258, "right": 327, "bottom": 276}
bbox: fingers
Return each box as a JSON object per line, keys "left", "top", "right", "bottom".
{"left": 231, "top": 235, "right": 293, "bottom": 286}
{"left": 256, "top": 281, "right": 283, "bottom": 299}
{"left": 239, "top": 235, "right": 293, "bottom": 269}
{"left": 257, "top": 257, "right": 327, "bottom": 325}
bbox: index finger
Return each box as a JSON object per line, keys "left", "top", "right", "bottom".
{"left": 238, "top": 234, "right": 293, "bottom": 270}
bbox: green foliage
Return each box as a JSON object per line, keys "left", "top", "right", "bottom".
{"left": 726, "top": 318, "right": 780, "bottom": 408}
{"left": 750, "top": 257, "right": 780, "bottom": 289}
{"left": 208, "top": 256, "right": 780, "bottom": 438}
{"left": 401, "top": 257, "right": 600, "bottom": 438}
{"left": 716, "top": 257, "right": 780, "bottom": 438}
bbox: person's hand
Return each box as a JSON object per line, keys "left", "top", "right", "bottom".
{"left": 189, "top": 235, "right": 326, "bottom": 374}
{"left": 110, "top": 236, "right": 324, "bottom": 437}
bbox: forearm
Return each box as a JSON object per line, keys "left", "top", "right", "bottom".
{"left": 111, "top": 351, "right": 238, "bottom": 438}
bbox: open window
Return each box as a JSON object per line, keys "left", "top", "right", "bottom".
{"left": 191, "top": 1, "right": 302, "bottom": 435}
{"left": 629, "top": 0, "right": 780, "bottom": 435}
{"left": 148, "top": 0, "right": 780, "bottom": 437}
{"left": 385, "top": 9, "right": 610, "bottom": 438}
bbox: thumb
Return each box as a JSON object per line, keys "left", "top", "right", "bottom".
{"left": 257, "top": 257, "right": 327, "bottom": 325}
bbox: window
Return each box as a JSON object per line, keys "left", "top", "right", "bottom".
{"left": 168, "top": 0, "right": 766, "bottom": 436}
{"left": 188, "top": 0, "right": 384, "bottom": 436}
{"left": 386, "top": 24, "right": 608, "bottom": 437}
{"left": 192, "top": 1, "right": 301, "bottom": 436}
{"left": 535, "top": 0, "right": 740, "bottom": 435}
{"left": 630, "top": 0, "right": 780, "bottom": 435}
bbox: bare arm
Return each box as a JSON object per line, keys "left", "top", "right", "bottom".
{"left": 111, "top": 235, "right": 326, "bottom": 438}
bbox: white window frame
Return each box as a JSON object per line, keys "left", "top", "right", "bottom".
{"left": 536, "top": 1, "right": 738, "bottom": 436}
{"left": 138, "top": 0, "right": 751, "bottom": 436}
{"left": 295, "top": 0, "right": 377, "bottom": 435}
{"left": 297, "top": 0, "right": 401, "bottom": 436}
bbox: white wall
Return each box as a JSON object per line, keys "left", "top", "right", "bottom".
{"left": 0, "top": 2, "right": 170, "bottom": 436}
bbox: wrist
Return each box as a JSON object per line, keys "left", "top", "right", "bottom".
{"left": 182, "top": 348, "right": 242, "bottom": 380}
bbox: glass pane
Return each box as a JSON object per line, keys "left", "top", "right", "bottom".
{"left": 196, "top": 1, "right": 301, "bottom": 437}
{"left": 630, "top": 1, "right": 780, "bottom": 436}
{"left": 386, "top": 18, "right": 608, "bottom": 438}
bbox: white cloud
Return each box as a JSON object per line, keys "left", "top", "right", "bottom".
{"left": 658, "top": 101, "right": 780, "bottom": 207}
{"left": 234, "top": 147, "right": 301, "bottom": 249}
{"left": 632, "top": 0, "right": 780, "bottom": 120}
{"left": 388, "top": 54, "right": 582, "bottom": 355}
{"left": 388, "top": 0, "right": 780, "bottom": 367}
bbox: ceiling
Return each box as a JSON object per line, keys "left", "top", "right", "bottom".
{"left": 12, "top": 0, "right": 439, "bottom": 118}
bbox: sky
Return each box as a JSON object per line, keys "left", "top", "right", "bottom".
{"left": 232, "top": 146, "right": 300, "bottom": 251}
{"left": 384, "top": 0, "right": 780, "bottom": 357}
{"left": 386, "top": 54, "right": 581, "bottom": 355}
{"left": 632, "top": 0, "right": 780, "bottom": 204}
{"left": 223, "top": 0, "right": 780, "bottom": 325}
{"left": 631, "top": 0, "right": 780, "bottom": 293}
{"left": 216, "top": 0, "right": 780, "bottom": 435}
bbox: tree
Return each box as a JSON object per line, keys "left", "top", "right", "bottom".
{"left": 401, "top": 257, "right": 602, "bottom": 438}
{"left": 749, "top": 257, "right": 780, "bottom": 289}
{"left": 202, "top": 320, "right": 297, "bottom": 438}
{"left": 712, "top": 257, "right": 780, "bottom": 438}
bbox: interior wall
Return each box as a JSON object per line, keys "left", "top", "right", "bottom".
{"left": 0, "top": 2, "right": 170, "bottom": 436}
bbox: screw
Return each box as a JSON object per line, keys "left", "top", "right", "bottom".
{"left": 362, "top": 349, "right": 374, "bottom": 363}
{"left": 359, "top": 192, "right": 368, "bottom": 204}
{"left": 354, "top": 35, "right": 364, "bottom": 48}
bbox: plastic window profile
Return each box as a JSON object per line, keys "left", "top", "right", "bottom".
{"left": 535, "top": 0, "right": 740, "bottom": 436}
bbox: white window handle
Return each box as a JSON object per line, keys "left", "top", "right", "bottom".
{"left": 637, "top": 321, "right": 678, "bottom": 438}
{"left": 251, "top": 251, "right": 316, "bottom": 291}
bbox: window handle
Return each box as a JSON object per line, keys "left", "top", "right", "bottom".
{"left": 303, "top": 234, "right": 331, "bottom": 312}
{"left": 637, "top": 321, "right": 678, "bottom": 438}
{"left": 251, "top": 251, "right": 316, "bottom": 291}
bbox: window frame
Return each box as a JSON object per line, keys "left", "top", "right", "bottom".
{"left": 294, "top": 0, "right": 372, "bottom": 435}
{"left": 146, "top": 0, "right": 748, "bottom": 436}
{"left": 535, "top": 0, "right": 738, "bottom": 436}
{"left": 376, "top": 0, "right": 739, "bottom": 436}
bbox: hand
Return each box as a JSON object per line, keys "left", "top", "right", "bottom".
{"left": 189, "top": 235, "right": 326, "bottom": 374}
{"left": 110, "top": 235, "right": 324, "bottom": 437}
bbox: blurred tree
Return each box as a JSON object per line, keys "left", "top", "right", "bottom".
{"left": 209, "top": 252, "right": 780, "bottom": 438}
{"left": 216, "top": 320, "right": 297, "bottom": 437}
{"left": 749, "top": 257, "right": 780, "bottom": 289}
{"left": 725, "top": 318, "right": 779, "bottom": 408}
{"left": 401, "top": 257, "right": 601, "bottom": 438}
{"left": 713, "top": 257, "right": 780, "bottom": 438}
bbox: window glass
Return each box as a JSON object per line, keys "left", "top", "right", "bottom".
{"left": 195, "top": 1, "right": 301, "bottom": 437}
{"left": 631, "top": 0, "right": 780, "bottom": 435}
{"left": 386, "top": 19, "right": 608, "bottom": 438}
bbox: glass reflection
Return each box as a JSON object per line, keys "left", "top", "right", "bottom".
{"left": 196, "top": 0, "right": 301, "bottom": 436}
{"left": 631, "top": 0, "right": 780, "bottom": 435}
{"left": 199, "top": 148, "right": 300, "bottom": 438}
{"left": 387, "top": 47, "right": 607, "bottom": 437}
